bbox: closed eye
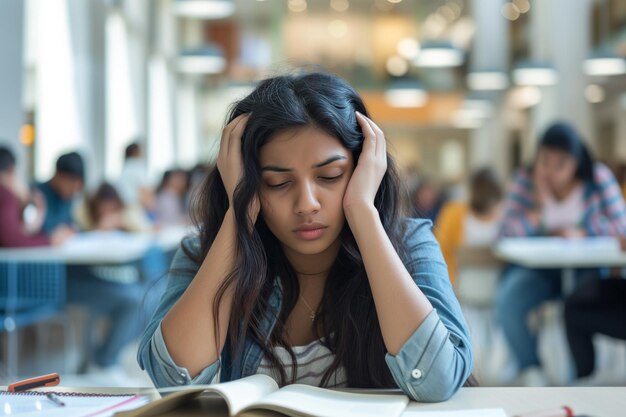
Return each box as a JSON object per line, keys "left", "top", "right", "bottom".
{"left": 320, "top": 174, "right": 343, "bottom": 182}
{"left": 267, "top": 181, "right": 290, "bottom": 189}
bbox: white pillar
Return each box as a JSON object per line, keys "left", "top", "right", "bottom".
{"left": 0, "top": 1, "right": 25, "bottom": 170}
{"left": 33, "top": 0, "right": 84, "bottom": 181}
{"left": 469, "top": 0, "right": 509, "bottom": 177}
{"left": 146, "top": 0, "right": 177, "bottom": 182}
{"left": 67, "top": 0, "right": 108, "bottom": 187}
{"left": 529, "top": 0, "right": 594, "bottom": 155}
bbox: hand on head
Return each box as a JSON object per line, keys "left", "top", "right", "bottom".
{"left": 217, "top": 113, "right": 260, "bottom": 224}
{"left": 342, "top": 111, "right": 387, "bottom": 214}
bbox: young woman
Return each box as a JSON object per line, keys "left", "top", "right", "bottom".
{"left": 496, "top": 122, "right": 626, "bottom": 386}
{"left": 138, "top": 72, "right": 473, "bottom": 402}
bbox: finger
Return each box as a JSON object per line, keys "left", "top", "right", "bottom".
{"left": 359, "top": 112, "right": 387, "bottom": 158}
{"left": 228, "top": 114, "right": 250, "bottom": 157}
{"left": 369, "top": 118, "right": 386, "bottom": 158}
{"left": 220, "top": 113, "right": 248, "bottom": 160}
{"left": 219, "top": 118, "right": 238, "bottom": 162}
{"left": 356, "top": 111, "right": 376, "bottom": 155}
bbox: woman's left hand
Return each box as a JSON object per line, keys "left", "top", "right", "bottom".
{"left": 343, "top": 111, "right": 387, "bottom": 215}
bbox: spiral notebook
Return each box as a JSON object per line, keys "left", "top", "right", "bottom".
{"left": 0, "top": 390, "right": 149, "bottom": 417}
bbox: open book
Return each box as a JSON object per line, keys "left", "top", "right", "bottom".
{"left": 115, "top": 374, "right": 409, "bottom": 417}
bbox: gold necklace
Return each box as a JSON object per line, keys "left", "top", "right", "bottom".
{"left": 299, "top": 294, "right": 317, "bottom": 322}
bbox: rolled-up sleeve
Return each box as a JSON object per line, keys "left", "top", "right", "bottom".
{"left": 148, "top": 322, "right": 220, "bottom": 385}
{"left": 137, "top": 236, "right": 221, "bottom": 388}
{"left": 386, "top": 219, "right": 473, "bottom": 402}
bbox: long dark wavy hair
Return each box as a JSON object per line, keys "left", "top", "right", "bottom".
{"left": 186, "top": 72, "right": 413, "bottom": 388}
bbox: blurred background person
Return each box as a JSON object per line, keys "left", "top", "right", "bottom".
{"left": 154, "top": 169, "right": 190, "bottom": 227}
{"left": 496, "top": 122, "right": 626, "bottom": 386}
{"left": 35, "top": 151, "right": 85, "bottom": 234}
{"left": 117, "top": 141, "right": 155, "bottom": 221}
{"left": 75, "top": 182, "right": 152, "bottom": 232}
{"left": 0, "top": 146, "right": 73, "bottom": 247}
{"left": 435, "top": 167, "right": 504, "bottom": 285}
{"left": 409, "top": 176, "right": 448, "bottom": 223}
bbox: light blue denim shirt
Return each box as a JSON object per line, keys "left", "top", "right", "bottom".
{"left": 137, "top": 218, "right": 473, "bottom": 402}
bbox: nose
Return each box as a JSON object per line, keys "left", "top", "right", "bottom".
{"left": 294, "top": 181, "right": 321, "bottom": 215}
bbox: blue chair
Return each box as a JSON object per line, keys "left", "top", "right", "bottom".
{"left": 0, "top": 261, "right": 67, "bottom": 379}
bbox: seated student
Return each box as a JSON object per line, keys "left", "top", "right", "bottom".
{"left": 154, "top": 169, "right": 190, "bottom": 227}
{"left": 564, "top": 236, "right": 626, "bottom": 384}
{"left": 70, "top": 182, "right": 155, "bottom": 378}
{"left": 36, "top": 151, "right": 85, "bottom": 234}
{"left": 75, "top": 182, "right": 152, "bottom": 232}
{"left": 117, "top": 141, "right": 155, "bottom": 218}
{"left": 496, "top": 122, "right": 626, "bottom": 386}
{"left": 0, "top": 146, "right": 72, "bottom": 247}
{"left": 138, "top": 72, "right": 473, "bottom": 401}
{"left": 435, "top": 168, "right": 504, "bottom": 285}
{"left": 409, "top": 177, "right": 447, "bottom": 224}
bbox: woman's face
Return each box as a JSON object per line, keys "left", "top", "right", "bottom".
{"left": 536, "top": 148, "right": 578, "bottom": 191}
{"left": 259, "top": 125, "right": 354, "bottom": 261}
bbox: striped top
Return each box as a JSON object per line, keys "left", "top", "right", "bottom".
{"left": 500, "top": 163, "right": 626, "bottom": 238}
{"left": 256, "top": 338, "right": 347, "bottom": 388}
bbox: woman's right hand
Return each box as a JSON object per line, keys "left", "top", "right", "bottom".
{"left": 216, "top": 114, "right": 260, "bottom": 223}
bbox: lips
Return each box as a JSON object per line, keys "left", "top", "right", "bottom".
{"left": 293, "top": 222, "right": 327, "bottom": 241}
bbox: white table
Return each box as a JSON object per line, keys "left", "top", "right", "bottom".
{"left": 493, "top": 237, "right": 626, "bottom": 292}
{"left": 0, "top": 226, "right": 191, "bottom": 265}
{"left": 15, "top": 385, "right": 626, "bottom": 417}
{"left": 405, "top": 386, "right": 626, "bottom": 417}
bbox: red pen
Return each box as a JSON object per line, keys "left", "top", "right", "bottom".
{"left": 514, "top": 406, "right": 574, "bottom": 417}
{"left": 7, "top": 373, "right": 60, "bottom": 392}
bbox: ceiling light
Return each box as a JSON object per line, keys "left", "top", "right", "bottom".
{"left": 177, "top": 46, "right": 226, "bottom": 74}
{"left": 584, "top": 49, "right": 626, "bottom": 76}
{"left": 413, "top": 41, "right": 464, "bottom": 68}
{"left": 513, "top": 62, "right": 558, "bottom": 86}
{"left": 467, "top": 71, "right": 509, "bottom": 90}
{"left": 385, "top": 80, "right": 428, "bottom": 108}
{"left": 173, "top": 0, "right": 235, "bottom": 19}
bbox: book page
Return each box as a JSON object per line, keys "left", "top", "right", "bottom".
{"left": 243, "top": 384, "right": 409, "bottom": 417}
{"left": 205, "top": 374, "right": 279, "bottom": 416}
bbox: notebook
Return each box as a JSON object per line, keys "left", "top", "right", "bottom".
{"left": 0, "top": 390, "right": 149, "bottom": 417}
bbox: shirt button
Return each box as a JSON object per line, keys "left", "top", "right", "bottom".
{"left": 411, "top": 369, "right": 423, "bottom": 379}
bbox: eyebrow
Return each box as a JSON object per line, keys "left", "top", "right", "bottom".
{"left": 261, "top": 155, "right": 347, "bottom": 172}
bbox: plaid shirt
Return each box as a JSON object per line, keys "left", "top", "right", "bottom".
{"left": 500, "top": 163, "right": 626, "bottom": 238}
